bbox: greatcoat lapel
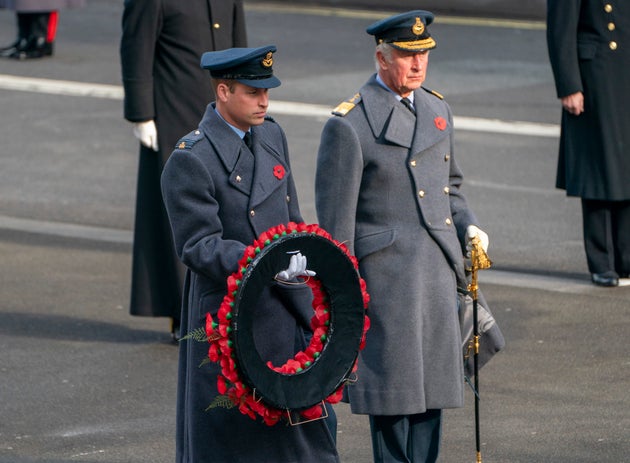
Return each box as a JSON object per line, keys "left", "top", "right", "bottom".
{"left": 201, "top": 108, "right": 255, "bottom": 196}
{"left": 360, "top": 76, "right": 450, "bottom": 155}
{"left": 410, "top": 88, "right": 451, "bottom": 156}
{"left": 248, "top": 125, "right": 289, "bottom": 209}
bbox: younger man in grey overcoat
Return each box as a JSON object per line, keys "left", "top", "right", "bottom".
{"left": 161, "top": 46, "right": 339, "bottom": 462}
{"left": 315, "top": 11, "right": 490, "bottom": 462}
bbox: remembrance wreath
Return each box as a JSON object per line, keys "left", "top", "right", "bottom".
{"left": 204, "top": 222, "right": 370, "bottom": 426}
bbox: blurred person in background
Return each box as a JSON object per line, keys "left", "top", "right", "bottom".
{"left": 0, "top": 0, "right": 85, "bottom": 59}
{"left": 547, "top": 0, "right": 630, "bottom": 287}
{"left": 120, "top": 0, "right": 247, "bottom": 339}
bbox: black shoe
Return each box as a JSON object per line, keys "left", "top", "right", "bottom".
{"left": 591, "top": 271, "right": 619, "bottom": 287}
{"left": 171, "top": 317, "right": 181, "bottom": 343}
{"left": 0, "top": 38, "right": 27, "bottom": 57}
{"left": 0, "top": 38, "right": 21, "bottom": 54}
{"left": 4, "top": 36, "right": 53, "bottom": 60}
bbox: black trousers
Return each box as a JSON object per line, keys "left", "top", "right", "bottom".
{"left": 369, "top": 410, "right": 442, "bottom": 463}
{"left": 581, "top": 198, "right": 630, "bottom": 275}
{"left": 17, "top": 12, "right": 57, "bottom": 43}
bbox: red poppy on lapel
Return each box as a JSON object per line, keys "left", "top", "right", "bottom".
{"left": 434, "top": 116, "right": 447, "bottom": 131}
{"left": 273, "top": 165, "right": 285, "bottom": 179}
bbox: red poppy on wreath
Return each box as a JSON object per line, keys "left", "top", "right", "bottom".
{"left": 273, "top": 165, "right": 285, "bottom": 179}
{"left": 200, "top": 222, "right": 370, "bottom": 426}
{"left": 434, "top": 116, "right": 447, "bottom": 131}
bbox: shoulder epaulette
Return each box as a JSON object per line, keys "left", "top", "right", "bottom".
{"left": 175, "top": 129, "right": 203, "bottom": 150}
{"left": 332, "top": 93, "right": 362, "bottom": 117}
{"left": 422, "top": 87, "right": 444, "bottom": 100}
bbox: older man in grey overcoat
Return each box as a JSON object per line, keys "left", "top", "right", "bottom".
{"left": 316, "top": 11, "right": 490, "bottom": 462}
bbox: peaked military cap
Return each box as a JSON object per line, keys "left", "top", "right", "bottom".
{"left": 366, "top": 10, "right": 436, "bottom": 52}
{"left": 200, "top": 45, "right": 281, "bottom": 89}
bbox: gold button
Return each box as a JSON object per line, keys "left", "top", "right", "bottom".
{"left": 410, "top": 160, "right": 417, "bottom": 167}
{"left": 604, "top": 4, "right": 613, "bottom": 13}
{"left": 444, "top": 153, "right": 450, "bottom": 161}
{"left": 608, "top": 22, "right": 616, "bottom": 31}
{"left": 286, "top": 195, "right": 291, "bottom": 202}
{"left": 445, "top": 218, "right": 452, "bottom": 225}
{"left": 235, "top": 175, "right": 242, "bottom": 183}
{"left": 178, "top": 141, "right": 185, "bottom": 149}
{"left": 610, "top": 41, "right": 618, "bottom": 50}
{"left": 195, "top": 130, "right": 200, "bottom": 135}
{"left": 250, "top": 210, "right": 255, "bottom": 217}
{"left": 418, "top": 190, "right": 425, "bottom": 198}
{"left": 443, "top": 186, "right": 450, "bottom": 194}
{"left": 213, "top": 23, "right": 221, "bottom": 29}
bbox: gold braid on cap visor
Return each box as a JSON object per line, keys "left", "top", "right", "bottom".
{"left": 390, "top": 37, "right": 436, "bottom": 50}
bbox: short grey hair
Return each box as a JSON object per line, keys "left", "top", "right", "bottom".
{"left": 374, "top": 42, "right": 395, "bottom": 71}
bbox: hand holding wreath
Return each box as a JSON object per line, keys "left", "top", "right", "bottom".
{"left": 203, "top": 222, "right": 370, "bottom": 426}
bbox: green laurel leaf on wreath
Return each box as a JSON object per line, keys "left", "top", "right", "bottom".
{"left": 205, "top": 394, "right": 237, "bottom": 411}
{"left": 178, "top": 326, "right": 209, "bottom": 342}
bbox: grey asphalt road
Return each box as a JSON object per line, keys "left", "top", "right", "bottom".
{"left": 1, "top": 2, "right": 629, "bottom": 462}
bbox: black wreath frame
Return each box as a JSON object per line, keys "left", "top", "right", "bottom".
{"left": 231, "top": 233, "right": 366, "bottom": 411}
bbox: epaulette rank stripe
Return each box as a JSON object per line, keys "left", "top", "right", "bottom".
{"left": 332, "top": 93, "right": 362, "bottom": 116}
{"left": 176, "top": 130, "right": 203, "bottom": 150}
{"left": 422, "top": 87, "right": 444, "bottom": 100}
{"left": 176, "top": 138, "right": 199, "bottom": 150}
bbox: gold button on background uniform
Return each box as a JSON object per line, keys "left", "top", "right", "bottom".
{"left": 213, "top": 23, "right": 220, "bottom": 29}
{"left": 443, "top": 186, "right": 450, "bottom": 194}
{"left": 608, "top": 22, "right": 616, "bottom": 31}
{"left": 444, "top": 153, "right": 450, "bottom": 161}
{"left": 235, "top": 175, "right": 242, "bottom": 183}
{"left": 250, "top": 210, "right": 255, "bottom": 217}
{"left": 610, "top": 41, "right": 618, "bottom": 50}
{"left": 418, "top": 190, "right": 425, "bottom": 198}
{"left": 410, "top": 160, "right": 417, "bottom": 167}
{"left": 286, "top": 195, "right": 291, "bottom": 203}
{"left": 604, "top": 3, "right": 613, "bottom": 13}
{"left": 445, "top": 218, "right": 452, "bottom": 225}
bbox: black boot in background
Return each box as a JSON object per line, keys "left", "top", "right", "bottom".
{"left": 0, "top": 12, "right": 30, "bottom": 56}
{"left": 1, "top": 12, "right": 56, "bottom": 60}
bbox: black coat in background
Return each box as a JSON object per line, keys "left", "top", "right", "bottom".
{"left": 547, "top": 0, "right": 630, "bottom": 201}
{"left": 120, "top": 0, "right": 247, "bottom": 318}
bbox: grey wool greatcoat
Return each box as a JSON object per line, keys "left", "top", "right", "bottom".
{"left": 316, "top": 75, "right": 478, "bottom": 415}
{"left": 161, "top": 105, "right": 339, "bottom": 463}
{"left": 0, "top": 0, "right": 84, "bottom": 10}
{"left": 120, "top": 0, "right": 247, "bottom": 318}
{"left": 547, "top": 0, "right": 630, "bottom": 201}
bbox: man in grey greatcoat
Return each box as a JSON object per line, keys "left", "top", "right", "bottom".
{"left": 161, "top": 46, "right": 339, "bottom": 463}
{"left": 547, "top": 0, "right": 630, "bottom": 287}
{"left": 315, "top": 11, "right": 490, "bottom": 462}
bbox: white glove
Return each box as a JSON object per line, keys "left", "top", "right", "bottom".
{"left": 276, "top": 252, "right": 316, "bottom": 281}
{"left": 466, "top": 225, "right": 489, "bottom": 256}
{"left": 132, "top": 120, "right": 159, "bottom": 151}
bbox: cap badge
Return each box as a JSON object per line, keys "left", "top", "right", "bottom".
{"left": 262, "top": 52, "right": 273, "bottom": 68}
{"left": 412, "top": 17, "right": 425, "bottom": 36}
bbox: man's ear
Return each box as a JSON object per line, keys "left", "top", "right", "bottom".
{"left": 376, "top": 50, "right": 388, "bottom": 70}
{"left": 216, "top": 82, "right": 230, "bottom": 102}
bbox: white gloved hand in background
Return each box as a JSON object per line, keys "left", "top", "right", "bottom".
{"left": 465, "top": 225, "right": 489, "bottom": 256}
{"left": 276, "top": 252, "right": 316, "bottom": 281}
{"left": 132, "top": 120, "right": 159, "bottom": 152}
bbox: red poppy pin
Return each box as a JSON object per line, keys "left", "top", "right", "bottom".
{"left": 273, "top": 165, "right": 285, "bottom": 180}
{"left": 434, "top": 116, "right": 447, "bottom": 131}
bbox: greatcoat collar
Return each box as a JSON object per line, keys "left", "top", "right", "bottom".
{"left": 360, "top": 75, "right": 450, "bottom": 154}
{"left": 199, "top": 105, "right": 289, "bottom": 209}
